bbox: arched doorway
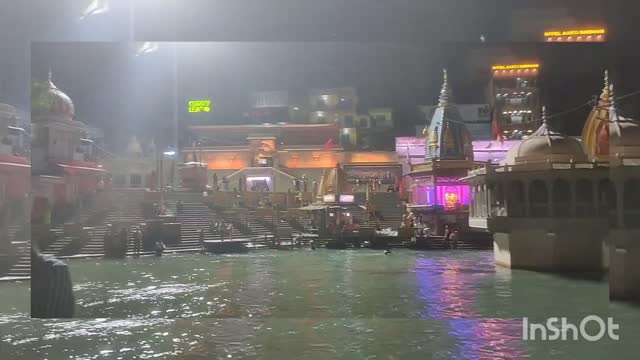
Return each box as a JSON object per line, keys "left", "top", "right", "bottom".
{"left": 529, "top": 179, "right": 548, "bottom": 217}
{"left": 575, "top": 179, "right": 593, "bottom": 217}
{"left": 598, "top": 179, "right": 616, "bottom": 225}
{"left": 553, "top": 178, "right": 571, "bottom": 217}
{"left": 623, "top": 178, "right": 640, "bottom": 228}
{"left": 508, "top": 180, "right": 525, "bottom": 217}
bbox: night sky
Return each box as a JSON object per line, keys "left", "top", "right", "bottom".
{"left": 3, "top": 0, "right": 638, "bottom": 151}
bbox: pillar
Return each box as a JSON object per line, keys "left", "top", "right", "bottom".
{"left": 524, "top": 179, "right": 531, "bottom": 217}
{"left": 616, "top": 179, "right": 624, "bottom": 228}
{"left": 546, "top": 178, "right": 554, "bottom": 217}
{"left": 593, "top": 179, "right": 599, "bottom": 216}
{"left": 570, "top": 180, "right": 577, "bottom": 217}
{"left": 484, "top": 184, "right": 490, "bottom": 217}
{"left": 470, "top": 185, "right": 475, "bottom": 217}
{"left": 503, "top": 180, "right": 509, "bottom": 216}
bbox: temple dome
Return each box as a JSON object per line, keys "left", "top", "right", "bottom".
{"left": 503, "top": 107, "right": 586, "bottom": 166}
{"left": 609, "top": 84, "right": 640, "bottom": 159}
{"left": 31, "top": 71, "right": 75, "bottom": 121}
{"left": 424, "top": 69, "right": 474, "bottom": 161}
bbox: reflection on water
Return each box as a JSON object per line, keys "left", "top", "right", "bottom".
{"left": 1, "top": 250, "right": 640, "bottom": 359}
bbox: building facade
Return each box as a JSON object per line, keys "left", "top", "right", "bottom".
{"left": 465, "top": 71, "right": 640, "bottom": 296}
{"left": 30, "top": 71, "right": 105, "bottom": 224}
{"left": 490, "top": 63, "right": 542, "bottom": 138}
{"left": 0, "top": 103, "right": 30, "bottom": 227}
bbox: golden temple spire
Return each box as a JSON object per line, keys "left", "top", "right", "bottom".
{"left": 602, "top": 69, "right": 609, "bottom": 101}
{"left": 437, "top": 69, "right": 451, "bottom": 107}
{"left": 609, "top": 83, "right": 615, "bottom": 108}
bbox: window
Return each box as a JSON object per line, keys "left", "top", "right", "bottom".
{"left": 624, "top": 178, "right": 640, "bottom": 227}
{"left": 598, "top": 179, "right": 616, "bottom": 223}
{"left": 372, "top": 115, "right": 386, "bottom": 127}
{"left": 553, "top": 179, "right": 571, "bottom": 217}
{"left": 508, "top": 180, "right": 525, "bottom": 217}
{"left": 575, "top": 179, "right": 593, "bottom": 216}
{"left": 529, "top": 180, "right": 548, "bottom": 217}
{"left": 359, "top": 117, "right": 369, "bottom": 128}
{"left": 130, "top": 174, "right": 142, "bottom": 188}
{"left": 344, "top": 115, "right": 354, "bottom": 128}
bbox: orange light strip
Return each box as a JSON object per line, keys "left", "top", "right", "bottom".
{"left": 544, "top": 29, "right": 605, "bottom": 37}
{"left": 491, "top": 64, "right": 540, "bottom": 71}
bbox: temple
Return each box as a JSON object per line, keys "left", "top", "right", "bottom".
{"left": 182, "top": 87, "right": 402, "bottom": 207}
{"left": 30, "top": 70, "right": 105, "bottom": 225}
{"left": 405, "top": 70, "right": 475, "bottom": 233}
{"left": 464, "top": 70, "right": 640, "bottom": 302}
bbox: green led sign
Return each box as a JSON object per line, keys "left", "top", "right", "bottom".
{"left": 188, "top": 100, "right": 211, "bottom": 113}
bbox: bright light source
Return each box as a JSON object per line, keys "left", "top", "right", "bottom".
{"left": 79, "top": 0, "right": 110, "bottom": 21}
{"left": 164, "top": 151, "right": 176, "bottom": 156}
{"left": 293, "top": 107, "right": 300, "bottom": 110}
{"left": 135, "top": 42, "right": 159, "bottom": 56}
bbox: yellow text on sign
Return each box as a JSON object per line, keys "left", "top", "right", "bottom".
{"left": 188, "top": 100, "right": 211, "bottom": 113}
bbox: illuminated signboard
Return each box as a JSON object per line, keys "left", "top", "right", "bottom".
{"left": 188, "top": 100, "right": 211, "bottom": 113}
{"left": 544, "top": 29, "right": 605, "bottom": 37}
{"left": 323, "top": 194, "right": 336, "bottom": 203}
{"left": 544, "top": 29, "right": 605, "bottom": 42}
{"left": 492, "top": 64, "right": 540, "bottom": 78}
{"left": 339, "top": 194, "right": 354, "bottom": 203}
{"left": 491, "top": 64, "right": 539, "bottom": 71}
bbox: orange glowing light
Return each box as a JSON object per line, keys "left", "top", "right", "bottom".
{"left": 491, "top": 64, "right": 540, "bottom": 71}
{"left": 544, "top": 29, "right": 605, "bottom": 37}
{"left": 444, "top": 192, "right": 458, "bottom": 209}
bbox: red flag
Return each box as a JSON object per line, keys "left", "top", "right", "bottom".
{"left": 323, "top": 138, "right": 334, "bottom": 149}
{"left": 492, "top": 107, "right": 504, "bottom": 143}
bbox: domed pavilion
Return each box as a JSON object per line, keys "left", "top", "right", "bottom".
{"left": 463, "top": 72, "right": 611, "bottom": 272}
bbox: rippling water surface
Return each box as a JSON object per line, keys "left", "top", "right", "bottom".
{"left": 1, "top": 250, "right": 639, "bottom": 359}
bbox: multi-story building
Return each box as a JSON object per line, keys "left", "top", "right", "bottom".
{"left": 248, "top": 90, "right": 307, "bottom": 124}
{"left": 490, "top": 63, "right": 542, "bottom": 139}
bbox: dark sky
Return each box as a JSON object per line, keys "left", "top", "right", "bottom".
{"left": 3, "top": 0, "right": 638, "bottom": 149}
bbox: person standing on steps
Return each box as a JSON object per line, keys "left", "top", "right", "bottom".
{"left": 227, "top": 223, "right": 234, "bottom": 241}
{"left": 199, "top": 228, "right": 206, "bottom": 253}
{"left": 133, "top": 227, "right": 142, "bottom": 258}
{"left": 450, "top": 230, "right": 459, "bottom": 250}
{"left": 176, "top": 200, "right": 184, "bottom": 215}
{"left": 443, "top": 225, "right": 452, "bottom": 249}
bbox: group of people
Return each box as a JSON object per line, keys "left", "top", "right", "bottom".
{"left": 209, "top": 219, "right": 234, "bottom": 240}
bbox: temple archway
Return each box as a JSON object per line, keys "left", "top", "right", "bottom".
{"left": 553, "top": 178, "right": 571, "bottom": 217}
{"left": 529, "top": 179, "right": 548, "bottom": 217}
{"left": 507, "top": 180, "right": 525, "bottom": 217}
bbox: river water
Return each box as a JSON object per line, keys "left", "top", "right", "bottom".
{"left": 1, "top": 250, "right": 639, "bottom": 359}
